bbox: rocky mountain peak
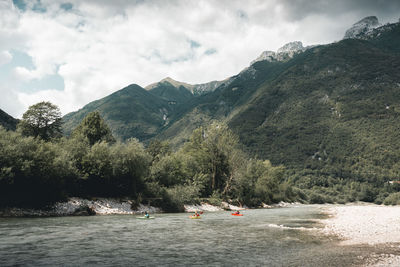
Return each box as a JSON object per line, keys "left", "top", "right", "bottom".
{"left": 344, "top": 16, "right": 381, "bottom": 39}
{"left": 251, "top": 41, "right": 306, "bottom": 65}
{"left": 277, "top": 41, "right": 304, "bottom": 54}
{"left": 146, "top": 77, "right": 194, "bottom": 91}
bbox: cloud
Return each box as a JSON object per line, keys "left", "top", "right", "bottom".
{"left": 0, "top": 51, "right": 12, "bottom": 66}
{"left": 0, "top": 0, "right": 399, "bottom": 118}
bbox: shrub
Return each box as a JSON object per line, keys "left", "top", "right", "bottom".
{"left": 383, "top": 192, "right": 400, "bottom": 205}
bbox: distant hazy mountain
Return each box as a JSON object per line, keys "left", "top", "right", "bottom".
{"left": 0, "top": 109, "right": 18, "bottom": 131}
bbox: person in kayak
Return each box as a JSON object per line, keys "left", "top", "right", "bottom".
{"left": 194, "top": 211, "right": 200, "bottom": 217}
{"left": 144, "top": 211, "right": 150, "bottom": 218}
{"left": 234, "top": 210, "right": 240, "bottom": 215}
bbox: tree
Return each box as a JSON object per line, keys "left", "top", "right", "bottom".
{"left": 18, "top": 101, "right": 62, "bottom": 141}
{"left": 0, "top": 127, "right": 76, "bottom": 207}
{"left": 146, "top": 139, "right": 171, "bottom": 163}
{"left": 183, "top": 121, "right": 240, "bottom": 196}
{"left": 72, "top": 111, "right": 115, "bottom": 146}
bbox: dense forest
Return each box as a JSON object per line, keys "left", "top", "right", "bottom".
{"left": 1, "top": 101, "right": 400, "bottom": 211}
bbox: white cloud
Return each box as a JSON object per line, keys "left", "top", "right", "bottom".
{"left": 0, "top": 50, "right": 12, "bottom": 66}
{"left": 0, "top": 0, "right": 399, "bottom": 118}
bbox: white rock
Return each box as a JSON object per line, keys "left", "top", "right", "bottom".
{"left": 343, "top": 16, "right": 381, "bottom": 39}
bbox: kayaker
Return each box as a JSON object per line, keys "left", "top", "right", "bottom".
{"left": 144, "top": 211, "right": 150, "bottom": 218}
{"left": 234, "top": 210, "right": 240, "bottom": 215}
{"left": 194, "top": 211, "right": 200, "bottom": 217}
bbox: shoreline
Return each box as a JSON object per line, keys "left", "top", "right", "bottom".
{"left": 0, "top": 197, "right": 161, "bottom": 217}
{"left": 320, "top": 203, "right": 400, "bottom": 266}
{"left": 320, "top": 203, "right": 400, "bottom": 245}
{"left": 0, "top": 197, "right": 296, "bottom": 217}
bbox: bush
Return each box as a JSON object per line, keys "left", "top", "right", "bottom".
{"left": 0, "top": 128, "right": 76, "bottom": 207}
{"left": 383, "top": 192, "right": 400, "bottom": 205}
{"left": 207, "top": 191, "right": 223, "bottom": 206}
{"left": 308, "top": 192, "right": 332, "bottom": 204}
{"left": 162, "top": 185, "right": 201, "bottom": 212}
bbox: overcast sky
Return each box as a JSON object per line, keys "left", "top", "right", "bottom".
{"left": 1, "top": 0, "right": 399, "bottom": 118}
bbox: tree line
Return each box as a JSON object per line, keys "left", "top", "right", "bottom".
{"left": 0, "top": 102, "right": 299, "bottom": 210}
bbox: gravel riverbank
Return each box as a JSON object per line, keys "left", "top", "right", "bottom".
{"left": 321, "top": 204, "right": 400, "bottom": 266}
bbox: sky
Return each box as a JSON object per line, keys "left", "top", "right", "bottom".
{"left": 1, "top": 0, "right": 399, "bottom": 118}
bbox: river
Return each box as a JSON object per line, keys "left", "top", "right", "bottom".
{"left": 0, "top": 205, "right": 385, "bottom": 266}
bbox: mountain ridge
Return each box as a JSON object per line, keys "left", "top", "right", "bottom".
{"left": 0, "top": 109, "right": 18, "bottom": 131}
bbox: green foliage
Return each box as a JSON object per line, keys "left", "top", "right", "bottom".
{"left": 18, "top": 101, "right": 62, "bottom": 141}
{"left": 230, "top": 159, "right": 294, "bottom": 205}
{"left": 207, "top": 191, "right": 223, "bottom": 206}
{"left": 182, "top": 121, "right": 241, "bottom": 196}
{"left": 146, "top": 139, "right": 171, "bottom": 163}
{"left": 0, "top": 127, "right": 75, "bottom": 207}
{"left": 163, "top": 185, "right": 201, "bottom": 212}
{"left": 308, "top": 192, "right": 329, "bottom": 204}
{"left": 72, "top": 111, "right": 115, "bottom": 146}
{"left": 79, "top": 139, "right": 150, "bottom": 197}
{"left": 0, "top": 108, "right": 18, "bottom": 131}
{"left": 149, "top": 153, "right": 188, "bottom": 187}
{"left": 62, "top": 84, "right": 175, "bottom": 141}
{"left": 383, "top": 192, "right": 400, "bottom": 205}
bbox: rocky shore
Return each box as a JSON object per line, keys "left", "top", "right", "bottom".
{"left": 321, "top": 203, "right": 400, "bottom": 266}
{"left": 0, "top": 199, "right": 298, "bottom": 217}
{"left": 0, "top": 198, "right": 254, "bottom": 217}
{"left": 0, "top": 197, "right": 161, "bottom": 217}
{"left": 321, "top": 203, "right": 400, "bottom": 245}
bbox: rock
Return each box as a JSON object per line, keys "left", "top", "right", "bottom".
{"left": 343, "top": 16, "right": 381, "bottom": 39}
{"left": 251, "top": 41, "right": 307, "bottom": 64}
{"left": 277, "top": 41, "right": 304, "bottom": 54}
{"left": 72, "top": 205, "right": 96, "bottom": 216}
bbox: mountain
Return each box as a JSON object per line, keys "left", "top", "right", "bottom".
{"left": 63, "top": 16, "right": 400, "bottom": 185}
{"left": 155, "top": 16, "right": 400, "bottom": 183}
{"left": 343, "top": 16, "right": 381, "bottom": 39}
{"left": 0, "top": 109, "right": 18, "bottom": 130}
{"left": 62, "top": 84, "right": 173, "bottom": 141}
{"left": 146, "top": 77, "right": 194, "bottom": 104}
{"left": 62, "top": 78, "right": 209, "bottom": 141}
{"left": 251, "top": 41, "right": 317, "bottom": 64}
{"left": 146, "top": 77, "right": 227, "bottom": 96}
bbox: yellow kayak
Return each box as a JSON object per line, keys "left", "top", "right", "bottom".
{"left": 189, "top": 215, "right": 201, "bottom": 219}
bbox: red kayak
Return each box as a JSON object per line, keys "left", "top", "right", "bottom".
{"left": 231, "top": 213, "right": 243, "bottom": 216}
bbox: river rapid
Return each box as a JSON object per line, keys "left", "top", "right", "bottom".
{"left": 0, "top": 205, "right": 389, "bottom": 266}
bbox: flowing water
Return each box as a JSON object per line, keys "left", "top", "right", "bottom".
{"left": 0, "top": 205, "right": 386, "bottom": 266}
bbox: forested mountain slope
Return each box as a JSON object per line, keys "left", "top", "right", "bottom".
{"left": 0, "top": 109, "right": 18, "bottom": 131}
{"left": 62, "top": 84, "right": 174, "bottom": 140}
{"left": 157, "top": 20, "right": 400, "bottom": 186}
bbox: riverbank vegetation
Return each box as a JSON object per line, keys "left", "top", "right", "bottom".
{"left": 1, "top": 102, "right": 399, "bottom": 211}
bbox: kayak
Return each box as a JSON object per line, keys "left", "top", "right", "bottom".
{"left": 231, "top": 213, "right": 243, "bottom": 216}
{"left": 189, "top": 215, "right": 201, "bottom": 219}
{"left": 137, "top": 216, "right": 155, "bottom": 219}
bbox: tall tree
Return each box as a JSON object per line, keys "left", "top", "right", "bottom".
{"left": 183, "top": 121, "right": 241, "bottom": 196}
{"left": 18, "top": 101, "right": 62, "bottom": 141}
{"left": 72, "top": 111, "right": 115, "bottom": 146}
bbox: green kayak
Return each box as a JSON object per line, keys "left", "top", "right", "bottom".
{"left": 137, "top": 216, "right": 155, "bottom": 219}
